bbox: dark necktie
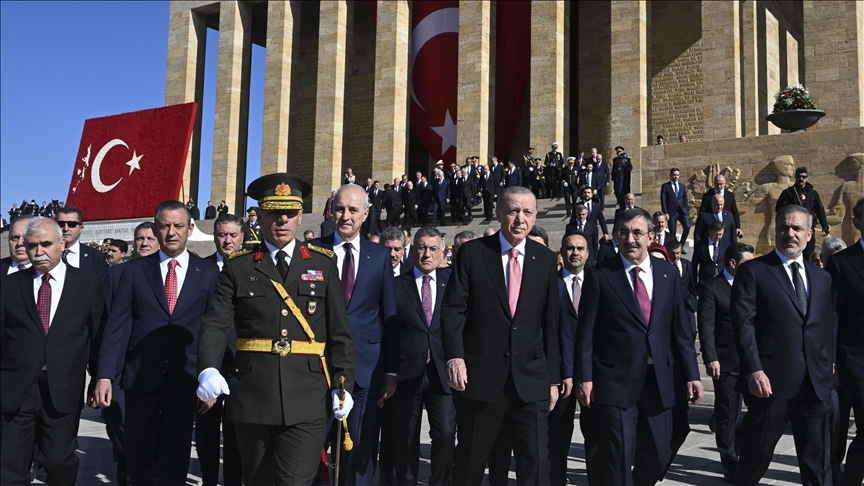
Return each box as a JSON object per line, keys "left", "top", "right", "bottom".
{"left": 631, "top": 267, "right": 651, "bottom": 325}
{"left": 342, "top": 242, "right": 356, "bottom": 304}
{"left": 276, "top": 250, "right": 289, "bottom": 281}
{"left": 712, "top": 243, "right": 720, "bottom": 276}
{"left": 61, "top": 249, "right": 70, "bottom": 264}
{"left": 37, "top": 272, "right": 52, "bottom": 333}
{"left": 790, "top": 262, "right": 808, "bottom": 314}
{"left": 165, "top": 259, "right": 178, "bottom": 314}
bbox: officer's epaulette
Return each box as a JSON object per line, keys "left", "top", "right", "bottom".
{"left": 307, "top": 244, "right": 335, "bottom": 259}
{"left": 228, "top": 248, "right": 254, "bottom": 260}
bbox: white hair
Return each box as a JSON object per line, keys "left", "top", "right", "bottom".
{"left": 334, "top": 184, "right": 371, "bottom": 210}
{"left": 24, "top": 216, "right": 63, "bottom": 243}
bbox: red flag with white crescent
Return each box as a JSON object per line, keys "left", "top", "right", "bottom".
{"left": 410, "top": 0, "right": 459, "bottom": 166}
{"left": 65, "top": 103, "right": 197, "bottom": 220}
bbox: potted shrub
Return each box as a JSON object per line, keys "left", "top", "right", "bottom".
{"left": 766, "top": 84, "right": 825, "bottom": 132}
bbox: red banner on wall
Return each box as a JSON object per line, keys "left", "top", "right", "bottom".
{"left": 65, "top": 103, "right": 197, "bottom": 221}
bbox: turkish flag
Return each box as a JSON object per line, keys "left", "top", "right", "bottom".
{"left": 410, "top": 1, "right": 458, "bottom": 166}
{"left": 65, "top": 103, "right": 197, "bottom": 221}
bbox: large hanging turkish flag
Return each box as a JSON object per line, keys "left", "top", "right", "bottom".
{"left": 65, "top": 103, "right": 197, "bottom": 221}
{"left": 410, "top": 0, "right": 458, "bottom": 166}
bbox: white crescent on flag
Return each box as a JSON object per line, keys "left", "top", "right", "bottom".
{"left": 410, "top": 7, "right": 459, "bottom": 111}
{"left": 90, "top": 139, "right": 144, "bottom": 193}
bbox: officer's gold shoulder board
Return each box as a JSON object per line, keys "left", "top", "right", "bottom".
{"left": 229, "top": 248, "right": 254, "bottom": 260}
{"left": 307, "top": 244, "right": 335, "bottom": 259}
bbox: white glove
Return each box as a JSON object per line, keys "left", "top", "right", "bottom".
{"left": 563, "top": 182, "right": 569, "bottom": 187}
{"left": 197, "top": 367, "right": 230, "bottom": 402}
{"left": 332, "top": 389, "right": 354, "bottom": 420}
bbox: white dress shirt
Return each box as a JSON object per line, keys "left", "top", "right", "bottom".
{"left": 64, "top": 240, "right": 82, "bottom": 268}
{"left": 393, "top": 262, "right": 402, "bottom": 277}
{"left": 498, "top": 232, "right": 526, "bottom": 292}
{"left": 215, "top": 252, "right": 225, "bottom": 271}
{"left": 333, "top": 233, "right": 361, "bottom": 282}
{"left": 33, "top": 261, "right": 67, "bottom": 329}
{"left": 158, "top": 249, "right": 190, "bottom": 294}
{"left": 620, "top": 254, "right": 654, "bottom": 303}
{"left": 708, "top": 241, "right": 720, "bottom": 261}
{"left": 7, "top": 260, "right": 28, "bottom": 275}
{"left": 413, "top": 267, "right": 438, "bottom": 304}
{"left": 560, "top": 267, "right": 584, "bottom": 304}
{"left": 265, "top": 239, "right": 296, "bottom": 269}
{"left": 774, "top": 249, "right": 809, "bottom": 297}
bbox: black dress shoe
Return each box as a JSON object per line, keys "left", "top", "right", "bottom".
{"left": 723, "top": 465, "right": 736, "bottom": 484}
{"left": 681, "top": 249, "right": 688, "bottom": 255}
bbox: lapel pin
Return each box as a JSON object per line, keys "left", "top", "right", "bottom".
{"left": 663, "top": 273, "right": 667, "bottom": 278}
{"left": 247, "top": 275, "right": 258, "bottom": 282}
{"left": 196, "top": 267, "right": 201, "bottom": 272}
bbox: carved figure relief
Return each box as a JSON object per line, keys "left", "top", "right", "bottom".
{"left": 743, "top": 155, "right": 795, "bottom": 247}
{"left": 686, "top": 163, "right": 752, "bottom": 224}
{"left": 826, "top": 153, "right": 864, "bottom": 243}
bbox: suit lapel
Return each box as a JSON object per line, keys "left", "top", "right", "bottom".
{"left": 402, "top": 273, "right": 426, "bottom": 326}
{"left": 144, "top": 255, "right": 170, "bottom": 314}
{"left": 515, "top": 243, "right": 540, "bottom": 317}
{"left": 19, "top": 270, "right": 43, "bottom": 334}
{"left": 606, "top": 257, "right": 648, "bottom": 326}
{"left": 846, "top": 243, "right": 864, "bottom": 281}
{"left": 283, "top": 242, "right": 306, "bottom": 286}
{"left": 51, "top": 268, "right": 79, "bottom": 334}
{"left": 765, "top": 252, "right": 805, "bottom": 316}
{"left": 254, "top": 249, "right": 283, "bottom": 285}
{"left": 719, "top": 277, "right": 732, "bottom": 298}
{"left": 481, "top": 237, "right": 510, "bottom": 316}
{"left": 649, "top": 261, "right": 671, "bottom": 328}
{"left": 353, "top": 239, "right": 374, "bottom": 301}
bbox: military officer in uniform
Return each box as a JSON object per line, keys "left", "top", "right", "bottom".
{"left": 196, "top": 173, "right": 356, "bottom": 485}
{"left": 522, "top": 148, "right": 539, "bottom": 194}
{"left": 561, "top": 157, "right": 580, "bottom": 217}
{"left": 244, "top": 207, "right": 262, "bottom": 247}
{"left": 545, "top": 142, "right": 564, "bottom": 199}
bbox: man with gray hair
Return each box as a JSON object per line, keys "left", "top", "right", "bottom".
{"left": 1, "top": 214, "right": 34, "bottom": 281}
{"left": 1, "top": 217, "right": 105, "bottom": 485}
{"left": 452, "top": 230, "right": 479, "bottom": 256}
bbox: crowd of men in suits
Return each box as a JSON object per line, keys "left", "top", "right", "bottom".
{"left": 8, "top": 199, "right": 65, "bottom": 222}
{"left": 1, "top": 150, "right": 861, "bottom": 486}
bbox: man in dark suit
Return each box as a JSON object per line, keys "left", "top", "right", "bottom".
{"left": 692, "top": 221, "right": 730, "bottom": 288}
{"left": 451, "top": 169, "right": 465, "bottom": 225}
{"left": 577, "top": 185, "right": 610, "bottom": 239}
{"left": 667, "top": 240, "right": 697, "bottom": 329}
{"left": 187, "top": 200, "right": 200, "bottom": 221}
{"left": 594, "top": 154, "right": 610, "bottom": 209}
{"left": 384, "top": 184, "right": 403, "bottom": 228}
{"left": 698, "top": 242, "right": 754, "bottom": 483}
{"left": 596, "top": 239, "right": 619, "bottom": 265}
{"left": 732, "top": 205, "right": 836, "bottom": 485}
{"left": 312, "top": 183, "right": 399, "bottom": 486}
{"left": 611, "top": 147, "right": 632, "bottom": 209}
{"left": 824, "top": 196, "right": 864, "bottom": 486}
{"left": 442, "top": 186, "right": 560, "bottom": 485}
{"left": 458, "top": 168, "right": 475, "bottom": 224}
{"left": 579, "top": 162, "right": 600, "bottom": 194}
{"left": 431, "top": 170, "right": 450, "bottom": 226}
{"left": 1, "top": 215, "right": 33, "bottom": 282}
{"left": 574, "top": 208, "right": 703, "bottom": 486}
{"left": 404, "top": 181, "right": 420, "bottom": 227}
{"left": 505, "top": 160, "right": 522, "bottom": 188}
{"left": 491, "top": 157, "right": 506, "bottom": 199}
{"left": 204, "top": 201, "right": 216, "bottom": 219}
{"left": 700, "top": 174, "right": 743, "bottom": 239}
{"left": 613, "top": 193, "right": 637, "bottom": 233}
{"left": 93, "top": 201, "right": 221, "bottom": 486}
{"left": 550, "top": 230, "right": 592, "bottom": 486}
{"left": 480, "top": 165, "right": 497, "bottom": 222}
{"left": 0, "top": 217, "right": 105, "bottom": 485}
{"left": 695, "top": 194, "right": 737, "bottom": 246}
{"left": 55, "top": 206, "right": 108, "bottom": 282}
{"left": 560, "top": 158, "right": 579, "bottom": 216}
{"left": 195, "top": 175, "right": 355, "bottom": 485}
{"left": 566, "top": 205, "right": 598, "bottom": 266}
{"left": 419, "top": 177, "right": 433, "bottom": 225}
{"left": 544, "top": 142, "right": 564, "bottom": 199}
{"left": 217, "top": 200, "right": 230, "bottom": 217}
{"left": 661, "top": 168, "right": 691, "bottom": 248}
{"left": 390, "top": 226, "right": 455, "bottom": 486}
{"left": 197, "top": 214, "right": 244, "bottom": 486}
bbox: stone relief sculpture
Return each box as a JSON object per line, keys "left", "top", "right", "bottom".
{"left": 826, "top": 153, "right": 864, "bottom": 243}
{"left": 743, "top": 155, "right": 795, "bottom": 247}
{"left": 686, "top": 163, "right": 752, "bottom": 224}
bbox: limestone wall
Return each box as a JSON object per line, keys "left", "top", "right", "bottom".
{"left": 641, "top": 127, "right": 864, "bottom": 255}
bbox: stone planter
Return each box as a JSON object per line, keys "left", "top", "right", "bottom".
{"left": 766, "top": 109, "right": 825, "bottom": 132}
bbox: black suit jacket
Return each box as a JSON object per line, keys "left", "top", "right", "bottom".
{"left": 0, "top": 257, "right": 12, "bottom": 283}
{"left": 679, "top": 258, "right": 698, "bottom": 313}
{"left": 596, "top": 240, "right": 618, "bottom": 265}
{"left": 694, "top": 210, "right": 737, "bottom": 246}
{"left": 700, "top": 189, "right": 741, "bottom": 229}
{"left": 504, "top": 169, "right": 522, "bottom": 188}
{"left": 692, "top": 240, "right": 729, "bottom": 287}
{"left": 397, "top": 268, "right": 451, "bottom": 394}
{"left": 575, "top": 255, "right": 699, "bottom": 409}
{"left": 492, "top": 164, "right": 506, "bottom": 188}
{"left": 697, "top": 274, "right": 739, "bottom": 372}
{"left": 75, "top": 243, "right": 109, "bottom": 282}
{"left": 205, "top": 205, "right": 216, "bottom": 219}
{"left": 384, "top": 188, "right": 402, "bottom": 212}
{"left": 557, "top": 271, "right": 580, "bottom": 380}
{"left": 1, "top": 265, "right": 105, "bottom": 414}
{"left": 825, "top": 242, "right": 864, "bottom": 379}
{"left": 565, "top": 220, "right": 598, "bottom": 267}
{"left": 732, "top": 251, "right": 836, "bottom": 400}
{"left": 441, "top": 234, "right": 560, "bottom": 403}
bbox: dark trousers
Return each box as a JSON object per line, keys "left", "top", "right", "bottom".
{"left": 235, "top": 417, "right": 327, "bottom": 486}
{"left": 386, "top": 209, "right": 402, "bottom": 229}
{"left": 391, "top": 364, "right": 456, "bottom": 486}
{"left": 452, "top": 373, "right": 550, "bottom": 486}
{"left": 593, "top": 367, "right": 673, "bottom": 486}
{"left": 713, "top": 373, "right": 742, "bottom": 469}
{"left": 578, "top": 402, "right": 601, "bottom": 485}
{"left": 432, "top": 201, "right": 446, "bottom": 225}
{"left": 668, "top": 209, "right": 691, "bottom": 244}
{"left": 804, "top": 233, "right": 817, "bottom": 261}
{"left": 0, "top": 375, "right": 79, "bottom": 486}
{"left": 735, "top": 372, "right": 831, "bottom": 486}
{"left": 482, "top": 192, "right": 495, "bottom": 220}
{"left": 487, "top": 422, "right": 512, "bottom": 486}
{"left": 124, "top": 375, "right": 197, "bottom": 486}
{"left": 196, "top": 395, "right": 243, "bottom": 486}
{"left": 616, "top": 192, "right": 627, "bottom": 209}
{"left": 372, "top": 398, "right": 395, "bottom": 485}
{"left": 838, "top": 364, "right": 864, "bottom": 486}
{"left": 548, "top": 393, "right": 578, "bottom": 486}
{"left": 597, "top": 185, "right": 607, "bottom": 208}
{"left": 450, "top": 200, "right": 461, "bottom": 224}
{"left": 563, "top": 186, "right": 576, "bottom": 215}
{"left": 102, "top": 380, "right": 128, "bottom": 484}
{"left": 341, "top": 384, "right": 380, "bottom": 486}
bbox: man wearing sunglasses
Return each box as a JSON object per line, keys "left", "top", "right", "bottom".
{"left": 55, "top": 206, "right": 108, "bottom": 282}
{"left": 775, "top": 166, "right": 830, "bottom": 260}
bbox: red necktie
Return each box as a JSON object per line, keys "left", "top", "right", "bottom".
{"left": 631, "top": 267, "right": 651, "bottom": 326}
{"left": 37, "top": 272, "right": 52, "bottom": 333}
{"left": 165, "top": 259, "right": 178, "bottom": 314}
{"left": 508, "top": 248, "right": 522, "bottom": 318}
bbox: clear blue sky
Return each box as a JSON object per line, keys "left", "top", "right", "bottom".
{"left": 1, "top": 1, "right": 266, "bottom": 218}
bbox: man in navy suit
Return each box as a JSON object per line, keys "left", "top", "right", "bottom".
{"left": 661, "top": 168, "right": 691, "bottom": 249}
{"left": 94, "top": 200, "right": 220, "bottom": 486}
{"left": 505, "top": 160, "right": 523, "bottom": 188}
{"left": 693, "top": 221, "right": 730, "bottom": 288}
{"left": 390, "top": 226, "right": 455, "bottom": 486}
{"left": 55, "top": 206, "right": 108, "bottom": 282}
{"left": 732, "top": 205, "right": 837, "bottom": 485}
{"left": 312, "top": 184, "right": 399, "bottom": 486}
{"left": 576, "top": 185, "right": 609, "bottom": 239}
{"left": 667, "top": 240, "right": 697, "bottom": 328}
{"left": 825, "top": 197, "right": 864, "bottom": 486}
{"left": 1, "top": 215, "right": 33, "bottom": 282}
{"left": 566, "top": 205, "right": 598, "bottom": 266}
{"left": 491, "top": 157, "right": 506, "bottom": 199}
{"left": 594, "top": 154, "right": 610, "bottom": 209}
{"left": 700, "top": 174, "right": 743, "bottom": 240}
{"left": 431, "top": 169, "right": 450, "bottom": 226}
{"left": 575, "top": 208, "right": 703, "bottom": 486}
{"left": 694, "top": 194, "right": 737, "bottom": 246}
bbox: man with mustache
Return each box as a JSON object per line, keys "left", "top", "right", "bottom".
{"left": 732, "top": 204, "right": 837, "bottom": 485}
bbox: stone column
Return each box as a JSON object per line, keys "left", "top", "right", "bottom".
{"left": 165, "top": 2, "right": 207, "bottom": 203}
{"left": 456, "top": 1, "right": 492, "bottom": 165}
{"left": 608, "top": 1, "right": 647, "bottom": 193}
{"left": 742, "top": 0, "right": 759, "bottom": 137}
{"left": 765, "top": 9, "right": 781, "bottom": 135}
{"left": 804, "top": 0, "right": 864, "bottom": 131}
{"left": 372, "top": 1, "right": 409, "bottom": 185}
{"left": 701, "top": 1, "right": 741, "bottom": 140}
{"left": 786, "top": 32, "right": 799, "bottom": 86}
{"left": 261, "top": 1, "right": 297, "bottom": 175}
{"left": 212, "top": 0, "right": 252, "bottom": 214}
{"left": 313, "top": 0, "right": 348, "bottom": 213}
{"left": 530, "top": 0, "right": 565, "bottom": 153}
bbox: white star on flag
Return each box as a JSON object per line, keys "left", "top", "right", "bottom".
{"left": 126, "top": 151, "right": 143, "bottom": 175}
{"left": 431, "top": 109, "right": 457, "bottom": 155}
